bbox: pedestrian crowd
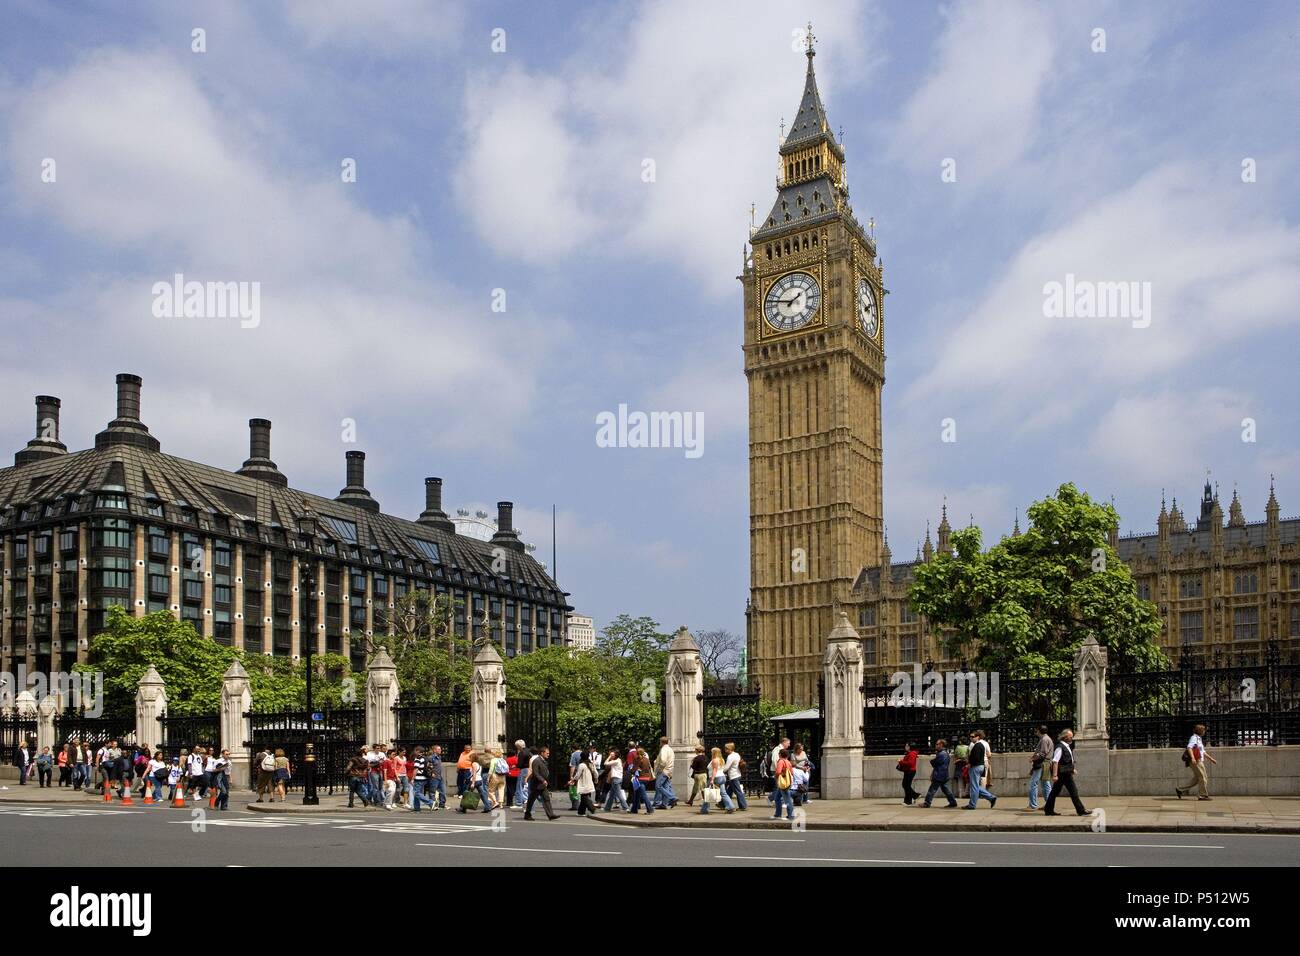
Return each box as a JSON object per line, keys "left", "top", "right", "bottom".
{"left": 8, "top": 737, "right": 236, "bottom": 809}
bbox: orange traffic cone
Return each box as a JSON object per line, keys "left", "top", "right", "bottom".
{"left": 102, "top": 781, "right": 112, "bottom": 802}
{"left": 143, "top": 791, "right": 153, "bottom": 804}
{"left": 120, "top": 787, "right": 133, "bottom": 805}
{"left": 173, "top": 790, "right": 186, "bottom": 808}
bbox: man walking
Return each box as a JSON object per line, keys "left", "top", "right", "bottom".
{"left": 429, "top": 745, "right": 447, "bottom": 809}
{"left": 963, "top": 730, "right": 997, "bottom": 810}
{"left": 254, "top": 745, "right": 276, "bottom": 802}
{"left": 1025, "top": 725, "right": 1054, "bottom": 811}
{"left": 1043, "top": 728, "right": 1089, "bottom": 816}
{"left": 1175, "top": 723, "right": 1217, "bottom": 801}
{"left": 524, "top": 745, "right": 559, "bottom": 820}
{"left": 652, "top": 736, "right": 677, "bottom": 809}
{"left": 722, "top": 742, "right": 748, "bottom": 811}
{"left": 922, "top": 739, "right": 959, "bottom": 808}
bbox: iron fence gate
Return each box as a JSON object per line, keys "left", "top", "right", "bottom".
{"left": 392, "top": 700, "right": 471, "bottom": 763}
{"left": 770, "top": 676, "right": 825, "bottom": 793}
{"left": 159, "top": 713, "right": 221, "bottom": 756}
{"left": 861, "top": 661, "right": 1075, "bottom": 756}
{"left": 244, "top": 706, "right": 366, "bottom": 793}
{"left": 2, "top": 714, "right": 37, "bottom": 763}
{"left": 52, "top": 713, "right": 137, "bottom": 750}
{"left": 505, "top": 696, "right": 566, "bottom": 789}
{"left": 701, "top": 684, "right": 766, "bottom": 795}
{"left": 1109, "top": 643, "right": 1300, "bottom": 749}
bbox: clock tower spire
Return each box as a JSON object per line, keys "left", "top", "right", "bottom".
{"left": 743, "top": 30, "right": 884, "bottom": 707}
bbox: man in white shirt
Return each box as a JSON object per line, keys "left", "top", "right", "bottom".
{"left": 1176, "top": 723, "right": 1217, "bottom": 800}
{"left": 722, "top": 742, "right": 748, "bottom": 810}
{"left": 1043, "top": 728, "right": 1088, "bottom": 816}
{"left": 652, "top": 737, "right": 676, "bottom": 809}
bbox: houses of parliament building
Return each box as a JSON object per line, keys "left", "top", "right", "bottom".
{"left": 743, "top": 31, "right": 1299, "bottom": 706}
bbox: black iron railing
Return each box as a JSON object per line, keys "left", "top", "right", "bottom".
{"left": 159, "top": 713, "right": 221, "bottom": 755}
{"left": 1109, "top": 643, "right": 1300, "bottom": 749}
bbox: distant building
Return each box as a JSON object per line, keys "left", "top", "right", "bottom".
{"left": 566, "top": 614, "right": 595, "bottom": 650}
{"left": 0, "top": 374, "right": 572, "bottom": 679}
{"left": 851, "top": 480, "right": 1300, "bottom": 681}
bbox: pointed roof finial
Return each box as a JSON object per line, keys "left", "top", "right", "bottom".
{"left": 805, "top": 21, "right": 816, "bottom": 58}
{"left": 1013, "top": 508, "right": 1020, "bottom": 536}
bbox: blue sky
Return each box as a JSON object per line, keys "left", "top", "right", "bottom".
{"left": 2, "top": 0, "right": 1298, "bottom": 643}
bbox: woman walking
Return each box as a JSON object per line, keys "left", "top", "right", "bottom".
{"left": 771, "top": 748, "right": 795, "bottom": 820}
{"left": 628, "top": 748, "right": 655, "bottom": 815}
{"left": 146, "top": 751, "right": 167, "bottom": 804}
{"left": 899, "top": 741, "right": 921, "bottom": 805}
{"left": 574, "top": 752, "right": 598, "bottom": 816}
{"left": 602, "top": 747, "right": 629, "bottom": 811}
{"left": 489, "top": 749, "right": 509, "bottom": 810}
{"left": 57, "top": 744, "right": 72, "bottom": 787}
{"left": 699, "top": 746, "right": 735, "bottom": 814}
{"left": 686, "top": 745, "right": 708, "bottom": 806}
{"left": 273, "top": 748, "right": 291, "bottom": 802}
{"left": 212, "top": 749, "right": 231, "bottom": 811}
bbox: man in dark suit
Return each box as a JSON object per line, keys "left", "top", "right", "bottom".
{"left": 1043, "top": 728, "right": 1090, "bottom": 816}
{"left": 523, "top": 745, "right": 558, "bottom": 820}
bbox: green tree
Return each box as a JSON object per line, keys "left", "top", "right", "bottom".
{"left": 78, "top": 606, "right": 352, "bottom": 716}
{"left": 595, "top": 614, "right": 670, "bottom": 660}
{"left": 364, "top": 588, "right": 473, "bottom": 702}
{"left": 909, "top": 483, "right": 1167, "bottom": 676}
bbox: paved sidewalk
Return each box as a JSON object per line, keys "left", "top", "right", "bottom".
{"left": 3, "top": 783, "right": 1297, "bottom": 832}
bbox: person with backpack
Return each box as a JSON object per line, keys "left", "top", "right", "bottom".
{"left": 523, "top": 745, "right": 559, "bottom": 821}
{"left": 627, "top": 749, "right": 655, "bottom": 815}
{"left": 771, "top": 748, "right": 796, "bottom": 820}
{"left": 953, "top": 739, "right": 970, "bottom": 799}
{"left": 963, "top": 730, "right": 997, "bottom": 810}
{"left": 723, "top": 742, "right": 749, "bottom": 811}
{"left": 212, "top": 749, "right": 231, "bottom": 810}
{"left": 1175, "top": 723, "right": 1217, "bottom": 801}
{"left": 488, "top": 749, "right": 509, "bottom": 810}
{"left": 922, "top": 739, "right": 959, "bottom": 808}
{"left": 255, "top": 747, "right": 277, "bottom": 802}
{"left": 347, "top": 750, "right": 372, "bottom": 809}
{"left": 133, "top": 745, "right": 151, "bottom": 795}
{"left": 1025, "top": 726, "right": 1054, "bottom": 811}
{"left": 898, "top": 741, "right": 920, "bottom": 805}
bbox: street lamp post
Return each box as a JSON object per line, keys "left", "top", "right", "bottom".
{"left": 301, "top": 562, "right": 319, "bottom": 806}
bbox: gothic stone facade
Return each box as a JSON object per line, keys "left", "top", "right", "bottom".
{"left": 852, "top": 484, "right": 1300, "bottom": 681}
{"left": 745, "top": 38, "right": 884, "bottom": 708}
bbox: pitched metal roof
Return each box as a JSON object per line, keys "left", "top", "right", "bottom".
{"left": 0, "top": 445, "right": 566, "bottom": 599}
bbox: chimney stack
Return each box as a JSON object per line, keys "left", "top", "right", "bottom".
{"left": 417, "top": 477, "right": 457, "bottom": 532}
{"left": 14, "top": 395, "right": 68, "bottom": 466}
{"left": 335, "top": 450, "right": 380, "bottom": 513}
{"left": 490, "top": 500, "right": 525, "bottom": 553}
{"left": 95, "top": 373, "right": 160, "bottom": 452}
{"left": 237, "top": 418, "right": 287, "bottom": 486}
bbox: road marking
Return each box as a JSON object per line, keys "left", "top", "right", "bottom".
{"left": 575, "top": 833, "right": 806, "bottom": 843}
{"left": 415, "top": 843, "right": 620, "bottom": 855}
{"left": 0, "top": 805, "right": 142, "bottom": 817}
{"left": 716, "top": 855, "right": 975, "bottom": 865}
{"left": 929, "top": 841, "right": 1224, "bottom": 849}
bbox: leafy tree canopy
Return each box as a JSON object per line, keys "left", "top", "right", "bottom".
{"left": 909, "top": 483, "right": 1167, "bottom": 676}
{"left": 77, "top": 606, "right": 352, "bottom": 717}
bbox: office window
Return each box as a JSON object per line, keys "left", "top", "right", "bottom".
{"left": 1179, "top": 574, "right": 1203, "bottom": 598}
{"left": 60, "top": 530, "right": 78, "bottom": 553}
{"left": 859, "top": 605, "right": 876, "bottom": 627}
{"left": 1233, "top": 571, "right": 1258, "bottom": 595}
{"left": 1136, "top": 579, "right": 1152, "bottom": 601}
{"left": 899, "top": 635, "right": 917, "bottom": 663}
{"left": 1232, "top": 605, "right": 1259, "bottom": 641}
{"left": 1290, "top": 604, "right": 1300, "bottom": 638}
{"left": 1179, "top": 610, "right": 1204, "bottom": 644}
{"left": 863, "top": 637, "right": 877, "bottom": 666}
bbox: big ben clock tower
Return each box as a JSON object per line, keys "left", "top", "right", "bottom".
{"left": 743, "top": 27, "right": 884, "bottom": 707}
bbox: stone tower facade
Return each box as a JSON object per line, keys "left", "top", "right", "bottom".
{"left": 744, "top": 31, "right": 884, "bottom": 707}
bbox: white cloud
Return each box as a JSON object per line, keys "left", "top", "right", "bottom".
{"left": 281, "top": 0, "right": 464, "bottom": 55}
{"left": 454, "top": 0, "right": 879, "bottom": 297}
{"left": 890, "top": 0, "right": 1054, "bottom": 187}
{"left": 1, "top": 48, "right": 554, "bottom": 458}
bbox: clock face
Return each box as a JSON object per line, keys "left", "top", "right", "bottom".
{"left": 858, "top": 277, "right": 879, "bottom": 339}
{"left": 763, "top": 272, "right": 821, "bottom": 332}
